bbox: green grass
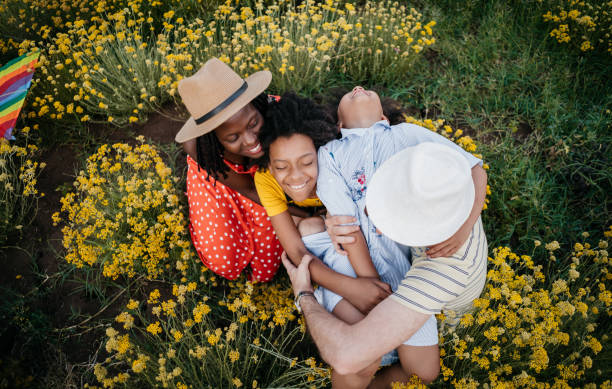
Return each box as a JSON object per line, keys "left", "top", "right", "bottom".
{"left": 372, "top": 0, "right": 612, "bottom": 254}
{"left": 319, "top": 0, "right": 610, "bottom": 255}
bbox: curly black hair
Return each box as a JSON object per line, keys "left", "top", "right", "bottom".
{"left": 195, "top": 92, "right": 270, "bottom": 181}
{"left": 256, "top": 92, "right": 340, "bottom": 169}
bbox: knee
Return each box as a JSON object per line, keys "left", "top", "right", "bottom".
{"left": 399, "top": 348, "right": 440, "bottom": 384}
{"left": 297, "top": 216, "right": 325, "bottom": 237}
{"left": 406, "top": 362, "right": 439, "bottom": 384}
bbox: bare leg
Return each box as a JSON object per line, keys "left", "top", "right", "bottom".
{"left": 368, "top": 344, "right": 440, "bottom": 388}
{"left": 297, "top": 216, "right": 326, "bottom": 236}
{"left": 397, "top": 344, "right": 439, "bottom": 383}
{"left": 367, "top": 364, "right": 409, "bottom": 389}
{"left": 330, "top": 300, "right": 382, "bottom": 389}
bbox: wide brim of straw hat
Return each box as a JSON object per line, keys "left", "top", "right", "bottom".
{"left": 175, "top": 70, "right": 271, "bottom": 143}
{"left": 366, "top": 142, "right": 475, "bottom": 247}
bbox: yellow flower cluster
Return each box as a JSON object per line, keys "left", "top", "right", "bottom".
{"left": 206, "top": 0, "right": 436, "bottom": 91}
{"left": 220, "top": 278, "right": 297, "bottom": 327}
{"left": 404, "top": 116, "right": 491, "bottom": 210}
{"left": 542, "top": 0, "right": 612, "bottom": 54}
{"left": 93, "top": 276, "right": 330, "bottom": 388}
{"left": 0, "top": 129, "right": 45, "bottom": 243}
{"left": 391, "top": 374, "right": 428, "bottom": 388}
{"left": 8, "top": 0, "right": 435, "bottom": 125}
{"left": 0, "top": 0, "right": 201, "bottom": 54}
{"left": 54, "top": 139, "right": 193, "bottom": 280}
{"left": 437, "top": 231, "right": 610, "bottom": 388}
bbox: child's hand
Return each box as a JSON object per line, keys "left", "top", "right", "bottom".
{"left": 427, "top": 222, "right": 471, "bottom": 258}
{"left": 344, "top": 277, "right": 391, "bottom": 314}
{"left": 325, "top": 214, "right": 360, "bottom": 255}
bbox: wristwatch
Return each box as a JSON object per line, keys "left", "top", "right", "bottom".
{"left": 294, "top": 290, "right": 315, "bottom": 313}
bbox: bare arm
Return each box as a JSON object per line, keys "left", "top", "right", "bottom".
{"left": 301, "top": 295, "right": 429, "bottom": 374}
{"left": 427, "top": 164, "right": 487, "bottom": 257}
{"left": 342, "top": 229, "right": 378, "bottom": 278}
{"left": 465, "top": 164, "right": 487, "bottom": 229}
{"left": 271, "top": 211, "right": 389, "bottom": 312}
{"left": 283, "top": 255, "right": 429, "bottom": 375}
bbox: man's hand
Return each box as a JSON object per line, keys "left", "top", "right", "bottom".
{"left": 325, "top": 214, "right": 359, "bottom": 255}
{"left": 427, "top": 222, "right": 471, "bottom": 258}
{"left": 343, "top": 277, "right": 391, "bottom": 314}
{"left": 281, "top": 252, "right": 314, "bottom": 298}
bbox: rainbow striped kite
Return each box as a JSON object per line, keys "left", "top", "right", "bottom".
{"left": 0, "top": 51, "right": 40, "bottom": 140}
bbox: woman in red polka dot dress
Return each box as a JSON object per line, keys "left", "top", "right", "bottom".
{"left": 175, "top": 58, "right": 283, "bottom": 282}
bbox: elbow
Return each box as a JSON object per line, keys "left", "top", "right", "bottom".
{"left": 333, "top": 361, "right": 363, "bottom": 376}
{"left": 330, "top": 361, "right": 359, "bottom": 375}
{"left": 326, "top": 350, "right": 364, "bottom": 375}
{"left": 315, "top": 324, "right": 369, "bottom": 375}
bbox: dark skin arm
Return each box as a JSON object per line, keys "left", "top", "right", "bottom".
{"left": 342, "top": 229, "right": 379, "bottom": 278}
{"left": 271, "top": 210, "right": 390, "bottom": 314}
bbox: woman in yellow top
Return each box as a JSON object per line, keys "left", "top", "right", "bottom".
{"left": 254, "top": 93, "right": 393, "bottom": 316}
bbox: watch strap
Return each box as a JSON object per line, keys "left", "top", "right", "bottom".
{"left": 294, "top": 291, "right": 315, "bottom": 313}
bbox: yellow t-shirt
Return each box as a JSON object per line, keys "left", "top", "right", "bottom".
{"left": 254, "top": 169, "right": 323, "bottom": 217}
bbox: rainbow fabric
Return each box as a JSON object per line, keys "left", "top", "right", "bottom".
{"left": 0, "top": 52, "right": 40, "bottom": 140}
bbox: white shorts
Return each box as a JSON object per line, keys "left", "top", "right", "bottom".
{"left": 303, "top": 231, "right": 438, "bottom": 346}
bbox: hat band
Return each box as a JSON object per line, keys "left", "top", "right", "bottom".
{"left": 194, "top": 81, "right": 248, "bottom": 125}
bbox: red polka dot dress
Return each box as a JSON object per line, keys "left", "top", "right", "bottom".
{"left": 186, "top": 155, "right": 283, "bottom": 282}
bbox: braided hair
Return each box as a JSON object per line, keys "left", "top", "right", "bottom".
{"left": 195, "top": 92, "right": 270, "bottom": 181}
{"left": 257, "top": 92, "right": 340, "bottom": 169}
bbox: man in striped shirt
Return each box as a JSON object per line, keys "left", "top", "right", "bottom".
{"left": 284, "top": 87, "right": 488, "bottom": 388}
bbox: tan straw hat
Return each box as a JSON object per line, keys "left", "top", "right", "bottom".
{"left": 366, "top": 142, "right": 475, "bottom": 246}
{"left": 175, "top": 58, "right": 272, "bottom": 143}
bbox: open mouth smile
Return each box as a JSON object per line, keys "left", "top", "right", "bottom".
{"left": 246, "top": 143, "right": 262, "bottom": 154}
{"left": 288, "top": 181, "right": 309, "bottom": 191}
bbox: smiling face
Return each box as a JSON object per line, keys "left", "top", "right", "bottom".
{"left": 214, "top": 102, "right": 264, "bottom": 163}
{"left": 268, "top": 133, "right": 318, "bottom": 202}
{"left": 337, "top": 86, "right": 386, "bottom": 129}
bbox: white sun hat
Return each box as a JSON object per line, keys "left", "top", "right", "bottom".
{"left": 365, "top": 142, "right": 475, "bottom": 246}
